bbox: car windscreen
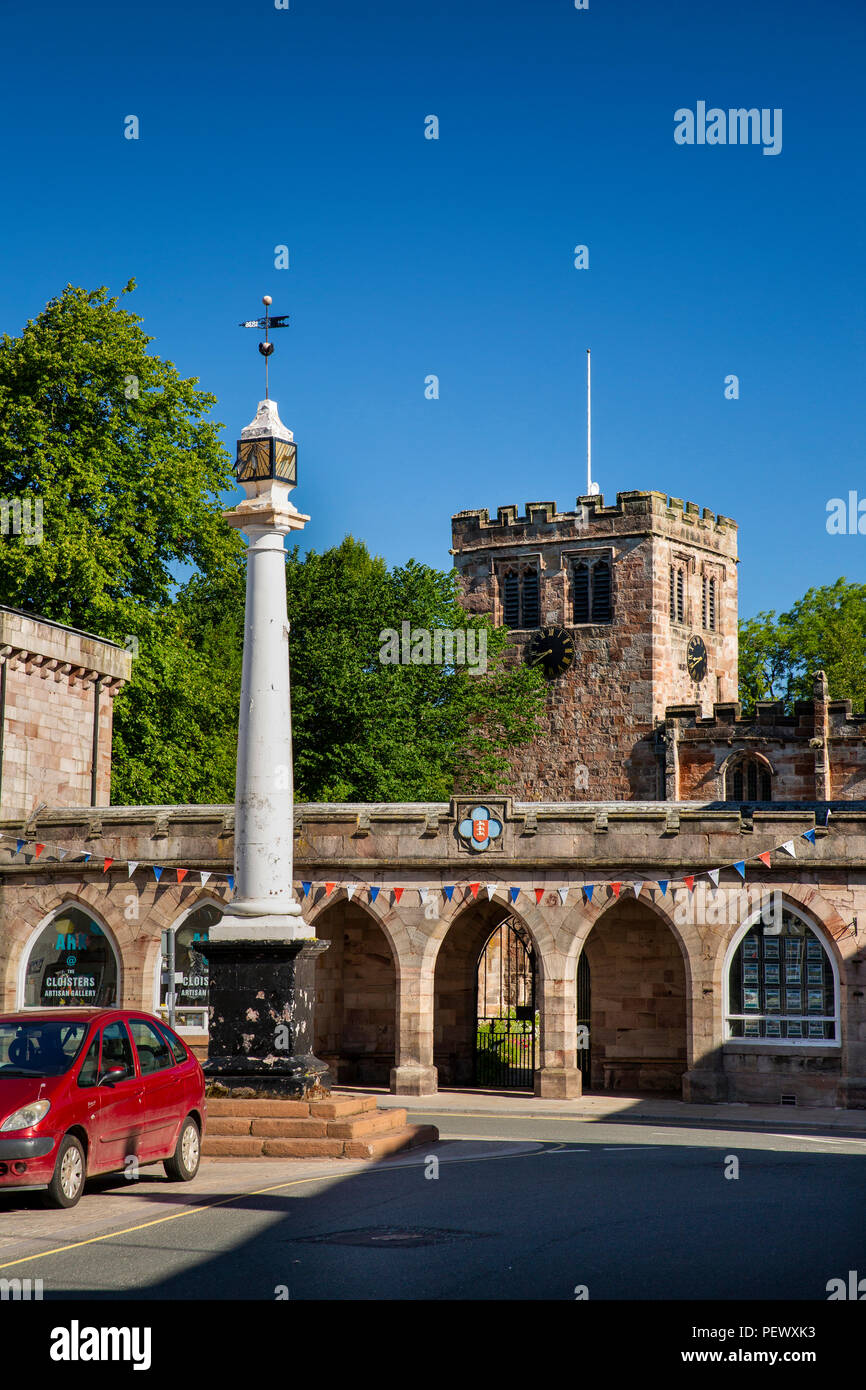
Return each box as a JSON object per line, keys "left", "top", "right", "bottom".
{"left": 0, "top": 1020, "right": 89, "bottom": 1077}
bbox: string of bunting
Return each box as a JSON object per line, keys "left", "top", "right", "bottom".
{"left": 0, "top": 833, "right": 235, "bottom": 894}
{"left": 0, "top": 816, "right": 831, "bottom": 912}
{"left": 295, "top": 818, "right": 831, "bottom": 908}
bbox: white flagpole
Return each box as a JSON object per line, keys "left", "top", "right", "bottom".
{"left": 586, "top": 348, "right": 592, "bottom": 496}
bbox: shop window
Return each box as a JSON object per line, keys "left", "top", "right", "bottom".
{"left": 21, "top": 907, "right": 119, "bottom": 1009}
{"left": 159, "top": 902, "right": 222, "bottom": 1033}
{"left": 726, "top": 911, "right": 838, "bottom": 1043}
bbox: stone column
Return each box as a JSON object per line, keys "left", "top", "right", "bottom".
{"left": 534, "top": 953, "right": 583, "bottom": 1098}
{"left": 203, "top": 398, "right": 331, "bottom": 1099}
{"left": 390, "top": 963, "right": 438, "bottom": 1096}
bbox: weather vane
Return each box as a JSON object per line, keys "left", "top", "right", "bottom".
{"left": 239, "top": 295, "right": 290, "bottom": 399}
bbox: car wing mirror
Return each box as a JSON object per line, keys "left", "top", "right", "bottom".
{"left": 99, "top": 1066, "right": 129, "bottom": 1086}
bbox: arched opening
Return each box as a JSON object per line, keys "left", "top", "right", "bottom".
{"left": 725, "top": 752, "right": 773, "bottom": 803}
{"left": 156, "top": 900, "right": 223, "bottom": 1035}
{"left": 581, "top": 900, "right": 687, "bottom": 1094}
{"left": 434, "top": 901, "right": 538, "bottom": 1091}
{"left": 19, "top": 903, "right": 120, "bottom": 1009}
{"left": 313, "top": 900, "right": 397, "bottom": 1086}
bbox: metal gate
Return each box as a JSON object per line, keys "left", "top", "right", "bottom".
{"left": 475, "top": 919, "right": 536, "bottom": 1089}
{"left": 577, "top": 951, "right": 591, "bottom": 1089}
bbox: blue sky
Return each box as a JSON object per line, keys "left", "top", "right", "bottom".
{"left": 1, "top": 0, "right": 864, "bottom": 620}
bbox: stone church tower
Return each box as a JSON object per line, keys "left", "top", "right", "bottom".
{"left": 451, "top": 490, "right": 739, "bottom": 800}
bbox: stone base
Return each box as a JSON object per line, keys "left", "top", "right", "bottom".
{"left": 534, "top": 1067, "right": 583, "bottom": 1099}
{"left": 838, "top": 1078, "right": 866, "bottom": 1110}
{"left": 202, "top": 936, "right": 332, "bottom": 1101}
{"left": 682, "top": 1068, "right": 728, "bottom": 1103}
{"left": 390, "top": 1064, "right": 438, "bottom": 1096}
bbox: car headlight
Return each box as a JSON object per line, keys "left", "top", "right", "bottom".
{"left": 0, "top": 1100, "right": 51, "bottom": 1131}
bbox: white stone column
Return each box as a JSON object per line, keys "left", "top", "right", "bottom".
{"left": 211, "top": 399, "right": 310, "bottom": 943}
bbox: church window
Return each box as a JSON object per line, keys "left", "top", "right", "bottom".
{"left": 670, "top": 565, "right": 685, "bottom": 623}
{"left": 726, "top": 754, "right": 772, "bottom": 803}
{"left": 702, "top": 575, "right": 717, "bottom": 631}
{"left": 572, "top": 557, "right": 612, "bottom": 624}
{"left": 501, "top": 568, "right": 540, "bottom": 629}
{"left": 725, "top": 909, "right": 838, "bottom": 1043}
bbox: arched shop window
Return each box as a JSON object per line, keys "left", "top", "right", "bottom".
{"left": 21, "top": 906, "right": 119, "bottom": 1008}
{"left": 158, "top": 902, "right": 222, "bottom": 1033}
{"left": 725, "top": 908, "right": 839, "bottom": 1044}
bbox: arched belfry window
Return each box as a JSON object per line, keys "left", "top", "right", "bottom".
{"left": 573, "top": 557, "right": 612, "bottom": 624}
{"left": 20, "top": 906, "right": 119, "bottom": 1008}
{"left": 725, "top": 908, "right": 839, "bottom": 1043}
{"left": 702, "top": 575, "right": 717, "bottom": 632}
{"left": 501, "top": 567, "right": 540, "bottom": 629}
{"left": 670, "top": 564, "right": 685, "bottom": 623}
{"left": 726, "top": 753, "right": 772, "bottom": 803}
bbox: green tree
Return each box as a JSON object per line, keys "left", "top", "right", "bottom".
{"left": 739, "top": 578, "right": 866, "bottom": 710}
{"left": 176, "top": 536, "right": 547, "bottom": 804}
{"left": 0, "top": 281, "right": 241, "bottom": 634}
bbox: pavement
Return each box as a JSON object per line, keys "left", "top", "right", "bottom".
{"left": 357, "top": 1085, "right": 866, "bottom": 1135}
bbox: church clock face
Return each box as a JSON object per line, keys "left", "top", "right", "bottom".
{"left": 686, "top": 634, "right": 708, "bottom": 683}
{"left": 527, "top": 626, "right": 575, "bottom": 680}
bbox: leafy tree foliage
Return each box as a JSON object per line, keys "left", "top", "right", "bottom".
{"left": 0, "top": 283, "right": 544, "bottom": 804}
{"left": 739, "top": 578, "right": 866, "bottom": 710}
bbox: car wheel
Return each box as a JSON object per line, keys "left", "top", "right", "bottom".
{"left": 44, "top": 1134, "right": 86, "bottom": 1209}
{"left": 164, "top": 1117, "right": 200, "bottom": 1182}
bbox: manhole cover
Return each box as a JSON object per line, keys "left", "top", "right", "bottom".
{"left": 295, "top": 1226, "right": 487, "bottom": 1248}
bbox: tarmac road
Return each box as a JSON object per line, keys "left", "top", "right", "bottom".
{"left": 1, "top": 1112, "right": 864, "bottom": 1301}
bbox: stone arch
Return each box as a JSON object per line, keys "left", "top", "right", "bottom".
{"left": 14, "top": 895, "right": 124, "bottom": 1011}
{"left": 307, "top": 893, "right": 398, "bottom": 1086}
{"left": 432, "top": 897, "right": 544, "bottom": 1088}
{"left": 578, "top": 895, "right": 691, "bottom": 1093}
{"left": 719, "top": 748, "right": 776, "bottom": 801}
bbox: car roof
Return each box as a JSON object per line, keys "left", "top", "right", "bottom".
{"left": 0, "top": 1008, "right": 164, "bottom": 1025}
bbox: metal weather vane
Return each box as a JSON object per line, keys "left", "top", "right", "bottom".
{"left": 239, "top": 295, "right": 290, "bottom": 399}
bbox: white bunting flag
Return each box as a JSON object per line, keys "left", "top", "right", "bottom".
{"left": 57, "top": 849, "right": 68, "bottom": 860}
{"left": 707, "top": 868, "right": 721, "bottom": 888}
{"left": 200, "top": 871, "right": 212, "bottom": 887}
{"left": 632, "top": 881, "right": 643, "bottom": 899}
{"left": 346, "top": 884, "right": 357, "bottom": 901}
{"left": 779, "top": 840, "right": 796, "bottom": 858}
{"left": 127, "top": 861, "right": 139, "bottom": 878}
{"left": 419, "top": 887, "right": 429, "bottom": 903}
{"left": 558, "top": 887, "right": 569, "bottom": 906}
{"left": 486, "top": 884, "right": 497, "bottom": 900}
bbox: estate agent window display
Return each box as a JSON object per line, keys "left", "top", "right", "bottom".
{"left": 725, "top": 909, "right": 838, "bottom": 1044}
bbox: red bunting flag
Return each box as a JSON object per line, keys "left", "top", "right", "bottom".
{"left": 177, "top": 868, "right": 188, "bottom": 884}
{"left": 393, "top": 886, "right": 404, "bottom": 904}
{"left": 324, "top": 882, "right": 336, "bottom": 897}
{"left": 103, "top": 858, "right": 114, "bottom": 873}
{"left": 535, "top": 888, "right": 545, "bottom": 904}
{"left": 469, "top": 883, "right": 480, "bottom": 899}
{"left": 34, "top": 844, "right": 46, "bottom": 859}
{"left": 683, "top": 875, "right": 695, "bottom": 893}
{"left": 611, "top": 882, "right": 622, "bottom": 899}
{"left": 757, "top": 851, "right": 771, "bottom": 867}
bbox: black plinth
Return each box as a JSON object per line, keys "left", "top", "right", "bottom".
{"left": 201, "top": 937, "right": 332, "bottom": 1100}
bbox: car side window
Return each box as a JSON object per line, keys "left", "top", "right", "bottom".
{"left": 130, "top": 1019, "right": 174, "bottom": 1075}
{"left": 101, "top": 1021, "right": 135, "bottom": 1077}
{"left": 77, "top": 1034, "right": 101, "bottom": 1088}
{"left": 157, "top": 1024, "right": 189, "bottom": 1066}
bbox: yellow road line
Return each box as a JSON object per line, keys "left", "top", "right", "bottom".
{"left": 0, "top": 1142, "right": 547, "bottom": 1273}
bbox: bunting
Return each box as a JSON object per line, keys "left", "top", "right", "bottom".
{"left": 0, "top": 820, "right": 833, "bottom": 917}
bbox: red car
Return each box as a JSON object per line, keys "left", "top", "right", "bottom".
{"left": 0, "top": 1008, "right": 207, "bottom": 1208}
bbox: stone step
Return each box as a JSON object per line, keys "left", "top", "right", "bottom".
{"left": 344, "top": 1124, "right": 439, "bottom": 1161}
{"left": 207, "top": 1116, "right": 254, "bottom": 1136}
{"left": 260, "top": 1138, "right": 345, "bottom": 1159}
{"left": 326, "top": 1107, "right": 408, "bottom": 1140}
{"left": 308, "top": 1095, "right": 380, "bottom": 1119}
{"left": 251, "top": 1118, "right": 328, "bottom": 1139}
{"left": 201, "top": 1135, "right": 264, "bottom": 1158}
{"left": 207, "top": 1098, "right": 311, "bottom": 1119}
